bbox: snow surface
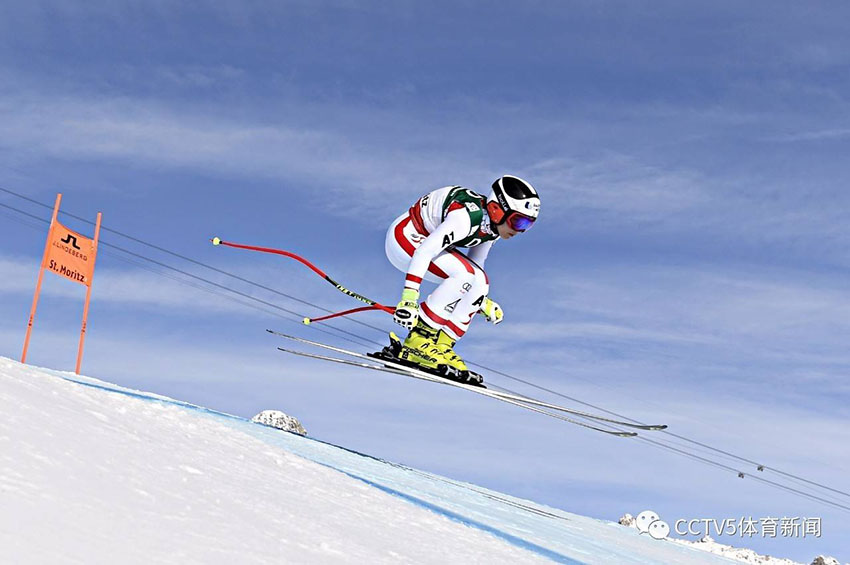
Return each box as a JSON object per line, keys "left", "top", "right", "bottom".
{"left": 673, "top": 536, "right": 819, "bottom": 565}
{"left": 1, "top": 356, "right": 752, "bottom": 564}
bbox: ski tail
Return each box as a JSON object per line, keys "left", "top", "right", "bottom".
{"left": 268, "top": 329, "right": 667, "bottom": 435}
{"left": 276, "top": 344, "right": 637, "bottom": 438}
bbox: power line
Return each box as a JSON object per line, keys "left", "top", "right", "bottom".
{"left": 0, "top": 199, "right": 376, "bottom": 350}
{"left": 0, "top": 186, "right": 391, "bottom": 338}
{"left": 459, "top": 347, "right": 850, "bottom": 501}
{"left": 2, "top": 186, "right": 848, "bottom": 513}
{"left": 635, "top": 436, "right": 850, "bottom": 513}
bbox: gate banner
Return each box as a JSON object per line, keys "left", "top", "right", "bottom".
{"left": 46, "top": 221, "right": 97, "bottom": 286}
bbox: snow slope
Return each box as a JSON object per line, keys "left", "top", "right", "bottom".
{"left": 0, "top": 357, "right": 742, "bottom": 564}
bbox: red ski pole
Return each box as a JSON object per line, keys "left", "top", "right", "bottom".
{"left": 211, "top": 237, "right": 395, "bottom": 324}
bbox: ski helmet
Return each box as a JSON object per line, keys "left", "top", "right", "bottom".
{"left": 487, "top": 175, "right": 540, "bottom": 231}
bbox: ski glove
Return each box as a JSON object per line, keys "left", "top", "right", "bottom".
{"left": 479, "top": 296, "right": 504, "bottom": 325}
{"left": 393, "top": 288, "right": 420, "bottom": 330}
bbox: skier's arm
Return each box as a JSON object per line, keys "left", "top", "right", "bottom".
{"left": 466, "top": 239, "right": 494, "bottom": 268}
{"left": 404, "top": 209, "right": 472, "bottom": 292}
{"left": 393, "top": 209, "right": 472, "bottom": 329}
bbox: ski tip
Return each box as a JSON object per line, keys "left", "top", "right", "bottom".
{"left": 211, "top": 236, "right": 222, "bottom": 246}
{"left": 302, "top": 317, "right": 312, "bottom": 325}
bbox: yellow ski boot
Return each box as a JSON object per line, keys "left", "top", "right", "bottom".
{"left": 399, "top": 319, "right": 443, "bottom": 371}
{"left": 433, "top": 330, "right": 484, "bottom": 386}
{"left": 370, "top": 319, "right": 485, "bottom": 386}
{"left": 434, "top": 330, "right": 468, "bottom": 374}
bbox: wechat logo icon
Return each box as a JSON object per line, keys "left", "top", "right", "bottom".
{"left": 637, "top": 510, "right": 670, "bottom": 540}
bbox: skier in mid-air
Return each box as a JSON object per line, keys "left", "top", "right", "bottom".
{"left": 383, "top": 175, "right": 540, "bottom": 384}
{"left": 214, "top": 181, "right": 667, "bottom": 433}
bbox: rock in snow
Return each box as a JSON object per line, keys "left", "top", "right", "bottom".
{"left": 619, "top": 513, "right": 637, "bottom": 527}
{"left": 251, "top": 409, "right": 307, "bottom": 436}
{"left": 810, "top": 557, "right": 841, "bottom": 565}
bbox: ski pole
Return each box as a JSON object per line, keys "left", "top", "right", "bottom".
{"left": 304, "top": 305, "right": 385, "bottom": 324}
{"left": 210, "top": 237, "right": 395, "bottom": 324}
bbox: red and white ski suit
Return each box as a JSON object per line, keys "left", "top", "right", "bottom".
{"left": 385, "top": 186, "right": 496, "bottom": 341}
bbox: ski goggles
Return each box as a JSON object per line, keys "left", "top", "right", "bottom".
{"left": 487, "top": 201, "right": 536, "bottom": 232}
{"left": 505, "top": 212, "right": 535, "bottom": 232}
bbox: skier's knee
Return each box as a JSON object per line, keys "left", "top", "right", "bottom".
{"left": 455, "top": 270, "right": 477, "bottom": 290}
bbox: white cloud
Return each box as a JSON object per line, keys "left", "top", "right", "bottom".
{"left": 0, "top": 77, "right": 757, "bottom": 236}
{"left": 766, "top": 128, "right": 850, "bottom": 142}
{"left": 0, "top": 253, "right": 294, "bottom": 317}
{"left": 0, "top": 85, "right": 492, "bottom": 221}
{"left": 468, "top": 262, "right": 850, "bottom": 406}
{"left": 2, "top": 66, "right": 849, "bottom": 267}
{"left": 525, "top": 155, "right": 710, "bottom": 223}
{"left": 552, "top": 267, "right": 850, "bottom": 340}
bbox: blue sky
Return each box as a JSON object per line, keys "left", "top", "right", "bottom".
{"left": 1, "top": 2, "right": 849, "bottom": 560}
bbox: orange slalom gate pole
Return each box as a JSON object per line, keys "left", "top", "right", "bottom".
{"left": 75, "top": 211, "right": 102, "bottom": 374}
{"left": 21, "top": 193, "right": 62, "bottom": 364}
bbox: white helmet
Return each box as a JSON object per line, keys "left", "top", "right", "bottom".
{"left": 487, "top": 175, "right": 540, "bottom": 231}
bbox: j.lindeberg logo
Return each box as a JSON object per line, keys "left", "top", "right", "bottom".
{"left": 637, "top": 510, "right": 670, "bottom": 540}
{"left": 60, "top": 233, "right": 82, "bottom": 250}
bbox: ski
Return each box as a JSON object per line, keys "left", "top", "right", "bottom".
{"left": 276, "top": 344, "right": 638, "bottom": 437}
{"left": 267, "top": 329, "right": 666, "bottom": 432}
